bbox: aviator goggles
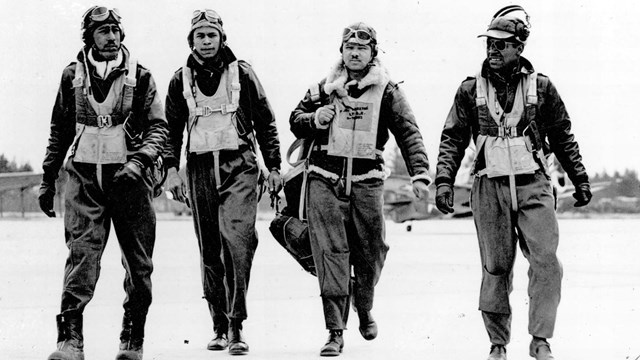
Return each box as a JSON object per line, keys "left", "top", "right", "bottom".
{"left": 342, "top": 27, "right": 373, "bottom": 44}
{"left": 486, "top": 38, "right": 519, "bottom": 51}
{"left": 191, "top": 9, "right": 223, "bottom": 26}
{"left": 84, "top": 6, "right": 121, "bottom": 23}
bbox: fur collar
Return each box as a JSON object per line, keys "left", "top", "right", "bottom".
{"left": 323, "top": 58, "right": 390, "bottom": 98}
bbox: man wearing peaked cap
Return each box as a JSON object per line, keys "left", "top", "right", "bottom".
{"left": 40, "top": 5, "right": 168, "bottom": 360}
{"left": 435, "top": 5, "right": 591, "bottom": 360}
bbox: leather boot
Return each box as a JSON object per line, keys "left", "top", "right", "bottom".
{"left": 48, "top": 313, "right": 84, "bottom": 360}
{"left": 357, "top": 310, "right": 378, "bottom": 340}
{"left": 529, "top": 338, "right": 555, "bottom": 360}
{"left": 228, "top": 319, "right": 249, "bottom": 355}
{"left": 487, "top": 344, "right": 507, "bottom": 360}
{"left": 319, "top": 330, "right": 344, "bottom": 357}
{"left": 207, "top": 332, "right": 228, "bottom": 351}
{"left": 115, "top": 316, "right": 144, "bottom": 360}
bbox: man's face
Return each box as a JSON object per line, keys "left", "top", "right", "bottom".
{"left": 486, "top": 38, "right": 523, "bottom": 70}
{"left": 342, "top": 42, "right": 373, "bottom": 71}
{"left": 193, "top": 26, "right": 221, "bottom": 59}
{"left": 92, "top": 23, "right": 121, "bottom": 61}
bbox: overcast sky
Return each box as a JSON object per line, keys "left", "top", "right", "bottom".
{"left": 1, "top": 0, "right": 638, "bottom": 175}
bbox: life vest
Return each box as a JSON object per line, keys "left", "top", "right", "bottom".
{"left": 71, "top": 55, "right": 137, "bottom": 165}
{"left": 473, "top": 70, "right": 542, "bottom": 211}
{"left": 474, "top": 71, "right": 540, "bottom": 178}
{"left": 326, "top": 81, "right": 385, "bottom": 160}
{"left": 182, "top": 60, "right": 242, "bottom": 153}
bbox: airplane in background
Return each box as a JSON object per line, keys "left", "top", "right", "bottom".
{"left": 0, "top": 171, "right": 44, "bottom": 217}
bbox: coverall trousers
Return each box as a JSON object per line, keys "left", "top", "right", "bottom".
{"left": 187, "top": 149, "right": 259, "bottom": 332}
{"left": 307, "top": 173, "right": 389, "bottom": 330}
{"left": 471, "top": 171, "right": 562, "bottom": 345}
{"left": 61, "top": 160, "right": 156, "bottom": 329}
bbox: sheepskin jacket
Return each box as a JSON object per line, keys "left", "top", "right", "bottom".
{"left": 289, "top": 58, "right": 430, "bottom": 184}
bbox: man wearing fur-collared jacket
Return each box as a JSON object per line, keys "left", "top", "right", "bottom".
{"left": 289, "top": 22, "right": 430, "bottom": 357}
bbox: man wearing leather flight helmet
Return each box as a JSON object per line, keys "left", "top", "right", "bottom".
{"left": 290, "top": 22, "right": 430, "bottom": 357}
{"left": 39, "top": 5, "right": 168, "bottom": 360}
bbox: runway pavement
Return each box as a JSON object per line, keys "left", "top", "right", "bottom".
{"left": 1, "top": 215, "right": 639, "bottom": 359}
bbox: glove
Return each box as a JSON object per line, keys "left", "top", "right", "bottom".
{"left": 412, "top": 181, "right": 429, "bottom": 200}
{"left": 572, "top": 183, "right": 592, "bottom": 207}
{"left": 268, "top": 169, "right": 282, "bottom": 194}
{"left": 435, "top": 183, "right": 455, "bottom": 214}
{"left": 113, "top": 159, "right": 144, "bottom": 186}
{"left": 38, "top": 182, "right": 56, "bottom": 218}
{"left": 165, "top": 167, "right": 189, "bottom": 206}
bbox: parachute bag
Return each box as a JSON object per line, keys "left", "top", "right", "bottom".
{"left": 269, "top": 138, "right": 316, "bottom": 276}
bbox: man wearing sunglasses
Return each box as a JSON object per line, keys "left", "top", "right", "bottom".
{"left": 290, "top": 22, "right": 430, "bottom": 357}
{"left": 163, "top": 9, "right": 281, "bottom": 356}
{"left": 39, "top": 5, "right": 168, "bottom": 360}
{"left": 435, "top": 5, "right": 591, "bottom": 360}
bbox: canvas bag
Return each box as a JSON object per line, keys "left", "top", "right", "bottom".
{"left": 269, "top": 138, "right": 316, "bottom": 276}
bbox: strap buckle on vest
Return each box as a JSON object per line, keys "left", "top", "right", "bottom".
{"left": 97, "top": 115, "right": 112, "bottom": 128}
{"left": 195, "top": 106, "right": 214, "bottom": 117}
{"left": 498, "top": 126, "right": 518, "bottom": 138}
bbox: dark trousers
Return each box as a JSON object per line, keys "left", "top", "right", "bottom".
{"left": 307, "top": 173, "right": 388, "bottom": 330}
{"left": 61, "top": 160, "right": 156, "bottom": 325}
{"left": 187, "top": 150, "right": 259, "bottom": 331}
{"left": 471, "top": 171, "right": 562, "bottom": 345}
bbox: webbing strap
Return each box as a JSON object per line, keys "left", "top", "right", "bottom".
{"left": 309, "top": 83, "right": 321, "bottom": 103}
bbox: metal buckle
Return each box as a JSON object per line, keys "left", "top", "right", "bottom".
{"left": 498, "top": 126, "right": 517, "bottom": 138}
{"left": 97, "top": 115, "right": 112, "bottom": 128}
{"left": 219, "top": 104, "right": 228, "bottom": 115}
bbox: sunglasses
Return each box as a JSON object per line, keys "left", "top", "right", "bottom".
{"left": 191, "top": 9, "right": 223, "bottom": 26}
{"left": 342, "top": 27, "right": 373, "bottom": 43}
{"left": 486, "top": 38, "right": 519, "bottom": 51}
{"left": 84, "top": 6, "right": 121, "bottom": 22}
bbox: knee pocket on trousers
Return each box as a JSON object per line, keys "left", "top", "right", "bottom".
{"left": 320, "top": 251, "right": 350, "bottom": 297}
{"left": 480, "top": 266, "right": 511, "bottom": 314}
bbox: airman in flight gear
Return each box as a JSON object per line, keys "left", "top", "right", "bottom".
{"left": 163, "top": 9, "right": 282, "bottom": 356}
{"left": 435, "top": 5, "right": 591, "bottom": 360}
{"left": 39, "top": 5, "right": 168, "bottom": 360}
{"left": 290, "top": 22, "right": 430, "bottom": 357}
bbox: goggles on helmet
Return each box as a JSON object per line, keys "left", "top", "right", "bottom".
{"left": 342, "top": 27, "right": 373, "bottom": 44}
{"left": 84, "top": 6, "right": 121, "bottom": 23}
{"left": 191, "top": 9, "right": 223, "bottom": 26}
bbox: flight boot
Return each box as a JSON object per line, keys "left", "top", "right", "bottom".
{"left": 319, "top": 329, "right": 344, "bottom": 357}
{"left": 357, "top": 310, "right": 378, "bottom": 340}
{"left": 487, "top": 344, "right": 507, "bottom": 360}
{"left": 228, "top": 319, "right": 249, "bottom": 355}
{"left": 529, "top": 337, "right": 555, "bottom": 360}
{"left": 115, "top": 316, "right": 144, "bottom": 360}
{"left": 48, "top": 313, "right": 84, "bottom": 360}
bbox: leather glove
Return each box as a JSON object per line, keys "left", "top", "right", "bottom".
{"left": 572, "top": 183, "right": 592, "bottom": 207}
{"left": 113, "top": 159, "right": 144, "bottom": 186}
{"left": 165, "top": 167, "right": 189, "bottom": 206}
{"left": 435, "top": 183, "right": 455, "bottom": 214}
{"left": 38, "top": 180, "right": 56, "bottom": 218}
{"left": 268, "top": 169, "right": 282, "bottom": 194}
{"left": 412, "top": 180, "right": 429, "bottom": 200}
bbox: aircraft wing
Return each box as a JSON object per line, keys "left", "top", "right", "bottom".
{"left": 0, "top": 172, "right": 43, "bottom": 192}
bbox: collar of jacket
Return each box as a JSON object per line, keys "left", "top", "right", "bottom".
{"left": 482, "top": 56, "right": 535, "bottom": 84}
{"left": 188, "top": 45, "right": 238, "bottom": 74}
{"left": 77, "top": 45, "right": 131, "bottom": 81}
{"left": 323, "top": 57, "right": 390, "bottom": 98}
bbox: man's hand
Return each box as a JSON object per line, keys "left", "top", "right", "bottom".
{"left": 113, "top": 159, "right": 144, "bottom": 186}
{"left": 572, "top": 183, "right": 592, "bottom": 207}
{"left": 38, "top": 184, "right": 56, "bottom": 218}
{"left": 412, "top": 181, "right": 429, "bottom": 200}
{"left": 315, "top": 105, "right": 336, "bottom": 127}
{"left": 435, "top": 184, "right": 455, "bottom": 214}
{"left": 165, "top": 167, "right": 188, "bottom": 205}
{"left": 268, "top": 169, "right": 282, "bottom": 194}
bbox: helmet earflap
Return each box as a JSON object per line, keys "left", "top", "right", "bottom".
{"left": 491, "top": 4, "right": 531, "bottom": 42}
